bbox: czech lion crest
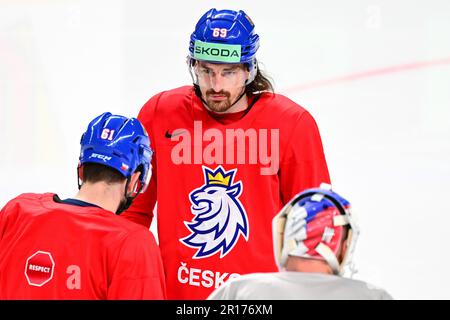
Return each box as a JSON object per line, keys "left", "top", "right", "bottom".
{"left": 180, "top": 166, "right": 249, "bottom": 259}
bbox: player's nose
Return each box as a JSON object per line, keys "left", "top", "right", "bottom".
{"left": 210, "top": 74, "right": 225, "bottom": 92}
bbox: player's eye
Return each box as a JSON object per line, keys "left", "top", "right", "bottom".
{"left": 200, "top": 68, "right": 213, "bottom": 76}
{"left": 222, "top": 70, "right": 236, "bottom": 77}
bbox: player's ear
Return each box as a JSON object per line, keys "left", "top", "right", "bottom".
{"left": 339, "top": 237, "right": 349, "bottom": 263}
{"left": 77, "top": 164, "right": 84, "bottom": 189}
{"left": 127, "top": 171, "right": 141, "bottom": 195}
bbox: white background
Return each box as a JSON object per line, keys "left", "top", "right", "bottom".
{"left": 1, "top": 0, "right": 449, "bottom": 299}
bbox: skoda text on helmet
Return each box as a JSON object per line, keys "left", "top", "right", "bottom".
{"left": 187, "top": 8, "right": 260, "bottom": 86}
{"left": 273, "top": 183, "right": 360, "bottom": 276}
{"left": 78, "top": 112, "right": 153, "bottom": 213}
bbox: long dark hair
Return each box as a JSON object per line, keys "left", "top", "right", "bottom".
{"left": 193, "top": 63, "right": 274, "bottom": 98}
{"left": 245, "top": 67, "right": 274, "bottom": 94}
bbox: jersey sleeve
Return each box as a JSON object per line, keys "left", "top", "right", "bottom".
{"left": 121, "top": 93, "right": 163, "bottom": 228}
{"left": 107, "top": 228, "right": 167, "bottom": 300}
{"left": 278, "top": 110, "right": 331, "bottom": 204}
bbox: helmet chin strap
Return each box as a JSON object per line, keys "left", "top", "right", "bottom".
{"left": 115, "top": 177, "right": 143, "bottom": 215}
{"left": 229, "top": 88, "right": 247, "bottom": 109}
{"left": 116, "top": 197, "right": 132, "bottom": 215}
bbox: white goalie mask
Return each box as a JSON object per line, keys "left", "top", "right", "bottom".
{"left": 273, "top": 183, "right": 360, "bottom": 277}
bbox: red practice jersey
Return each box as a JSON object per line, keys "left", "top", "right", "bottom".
{"left": 122, "top": 86, "right": 330, "bottom": 299}
{"left": 0, "top": 193, "right": 166, "bottom": 300}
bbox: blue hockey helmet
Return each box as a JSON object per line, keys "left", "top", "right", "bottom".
{"left": 79, "top": 112, "right": 153, "bottom": 194}
{"left": 188, "top": 8, "right": 260, "bottom": 84}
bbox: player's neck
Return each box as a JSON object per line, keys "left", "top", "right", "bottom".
{"left": 285, "top": 256, "right": 335, "bottom": 275}
{"left": 74, "top": 181, "right": 124, "bottom": 213}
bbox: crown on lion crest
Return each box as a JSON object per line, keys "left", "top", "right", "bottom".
{"left": 205, "top": 166, "right": 234, "bottom": 187}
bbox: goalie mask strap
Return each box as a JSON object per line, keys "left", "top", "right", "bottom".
{"left": 315, "top": 243, "right": 340, "bottom": 275}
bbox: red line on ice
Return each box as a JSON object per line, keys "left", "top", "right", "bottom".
{"left": 281, "top": 57, "right": 450, "bottom": 93}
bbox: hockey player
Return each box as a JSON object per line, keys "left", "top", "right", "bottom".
{"left": 208, "top": 184, "right": 392, "bottom": 299}
{"left": 122, "top": 8, "right": 330, "bottom": 299}
{"left": 0, "top": 112, "right": 166, "bottom": 299}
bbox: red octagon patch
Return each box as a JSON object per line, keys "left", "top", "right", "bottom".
{"left": 24, "top": 251, "right": 55, "bottom": 287}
